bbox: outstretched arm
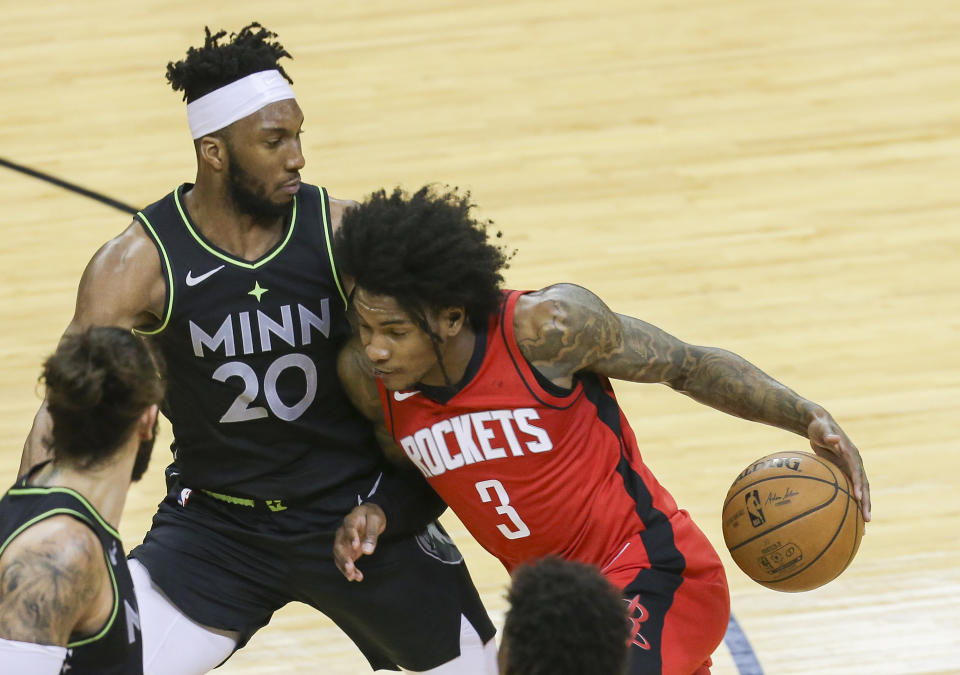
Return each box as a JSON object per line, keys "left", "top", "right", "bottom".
{"left": 514, "top": 283, "right": 871, "bottom": 521}
{"left": 19, "top": 221, "right": 165, "bottom": 477}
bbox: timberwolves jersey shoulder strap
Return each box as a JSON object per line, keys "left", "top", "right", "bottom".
{"left": 132, "top": 183, "right": 383, "bottom": 500}
{"left": 0, "top": 482, "right": 142, "bottom": 674}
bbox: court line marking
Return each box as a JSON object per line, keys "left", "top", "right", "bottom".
{"left": 1, "top": 156, "right": 137, "bottom": 214}
{"left": 725, "top": 613, "right": 765, "bottom": 674}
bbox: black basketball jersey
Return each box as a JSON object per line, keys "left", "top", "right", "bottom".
{"left": 135, "top": 183, "right": 385, "bottom": 503}
{"left": 0, "top": 479, "right": 142, "bottom": 674}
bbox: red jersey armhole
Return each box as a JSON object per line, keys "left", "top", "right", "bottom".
{"left": 499, "top": 289, "right": 583, "bottom": 410}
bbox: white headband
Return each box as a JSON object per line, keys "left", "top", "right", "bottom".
{"left": 186, "top": 70, "right": 296, "bottom": 139}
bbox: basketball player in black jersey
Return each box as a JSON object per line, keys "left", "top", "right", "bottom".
{"left": 1, "top": 326, "right": 163, "bottom": 674}
{"left": 19, "top": 23, "right": 496, "bottom": 674}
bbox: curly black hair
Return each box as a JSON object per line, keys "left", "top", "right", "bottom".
{"left": 43, "top": 327, "right": 165, "bottom": 470}
{"left": 502, "top": 556, "right": 630, "bottom": 675}
{"left": 333, "top": 185, "right": 512, "bottom": 333}
{"left": 166, "top": 22, "right": 293, "bottom": 102}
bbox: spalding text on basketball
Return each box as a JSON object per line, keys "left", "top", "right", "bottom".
{"left": 735, "top": 455, "right": 802, "bottom": 482}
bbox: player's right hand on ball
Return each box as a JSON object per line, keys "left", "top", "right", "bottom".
{"left": 334, "top": 503, "right": 387, "bottom": 582}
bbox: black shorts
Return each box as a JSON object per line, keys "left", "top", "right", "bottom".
{"left": 129, "top": 475, "right": 495, "bottom": 671}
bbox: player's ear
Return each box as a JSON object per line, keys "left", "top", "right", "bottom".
{"left": 139, "top": 405, "right": 160, "bottom": 440}
{"left": 442, "top": 307, "right": 466, "bottom": 336}
{"left": 197, "top": 135, "right": 227, "bottom": 171}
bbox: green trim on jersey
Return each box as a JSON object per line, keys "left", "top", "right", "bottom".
{"left": 0, "top": 505, "right": 121, "bottom": 648}
{"left": 133, "top": 209, "right": 175, "bottom": 336}
{"left": 201, "top": 489, "right": 256, "bottom": 507}
{"left": 7, "top": 486, "right": 120, "bottom": 539}
{"left": 0, "top": 507, "right": 87, "bottom": 558}
{"left": 173, "top": 188, "right": 298, "bottom": 269}
{"left": 68, "top": 545, "right": 120, "bottom": 649}
{"left": 319, "top": 187, "right": 349, "bottom": 310}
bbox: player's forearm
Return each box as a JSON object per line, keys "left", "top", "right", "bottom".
{"left": 364, "top": 466, "right": 447, "bottom": 536}
{"left": 672, "top": 345, "right": 823, "bottom": 437}
{"left": 19, "top": 403, "right": 53, "bottom": 478}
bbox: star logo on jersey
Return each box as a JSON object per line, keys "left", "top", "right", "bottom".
{"left": 248, "top": 281, "right": 269, "bottom": 302}
{"left": 185, "top": 265, "right": 225, "bottom": 286}
{"left": 393, "top": 390, "right": 420, "bottom": 402}
{"left": 108, "top": 542, "right": 119, "bottom": 566}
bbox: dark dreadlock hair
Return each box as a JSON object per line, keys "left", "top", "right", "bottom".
{"left": 334, "top": 185, "right": 513, "bottom": 340}
{"left": 166, "top": 22, "right": 293, "bottom": 103}
{"left": 501, "top": 556, "right": 630, "bottom": 675}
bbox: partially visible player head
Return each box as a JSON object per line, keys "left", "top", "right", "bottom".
{"left": 166, "top": 22, "right": 304, "bottom": 219}
{"left": 499, "top": 556, "right": 630, "bottom": 675}
{"left": 42, "top": 327, "right": 165, "bottom": 482}
{"left": 332, "top": 185, "right": 511, "bottom": 390}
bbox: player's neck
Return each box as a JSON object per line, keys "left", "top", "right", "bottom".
{"left": 183, "top": 181, "right": 286, "bottom": 261}
{"left": 30, "top": 449, "right": 136, "bottom": 529}
{"left": 420, "top": 324, "right": 477, "bottom": 387}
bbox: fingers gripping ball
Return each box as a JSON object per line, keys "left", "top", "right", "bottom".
{"left": 721, "top": 451, "right": 864, "bottom": 592}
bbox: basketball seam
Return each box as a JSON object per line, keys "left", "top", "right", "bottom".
{"left": 723, "top": 473, "right": 842, "bottom": 513}
{"left": 727, "top": 478, "right": 841, "bottom": 553}
{"left": 723, "top": 452, "right": 863, "bottom": 591}
{"left": 761, "top": 483, "right": 854, "bottom": 588}
{"left": 722, "top": 452, "right": 852, "bottom": 512}
{"left": 838, "top": 506, "right": 865, "bottom": 576}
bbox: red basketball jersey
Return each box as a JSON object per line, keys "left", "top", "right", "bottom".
{"left": 378, "top": 291, "right": 700, "bottom": 573}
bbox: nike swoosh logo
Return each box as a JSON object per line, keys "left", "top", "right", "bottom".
{"left": 393, "top": 390, "right": 420, "bottom": 401}
{"left": 185, "top": 265, "right": 226, "bottom": 286}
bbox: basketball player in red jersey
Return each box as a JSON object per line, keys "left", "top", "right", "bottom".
{"left": 331, "top": 186, "right": 871, "bottom": 675}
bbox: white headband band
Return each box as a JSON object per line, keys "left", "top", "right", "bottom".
{"left": 186, "top": 70, "right": 296, "bottom": 139}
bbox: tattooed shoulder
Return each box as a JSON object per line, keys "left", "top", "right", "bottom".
{"left": 514, "top": 284, "right": 623, "bottom": 382}
{"left": 0, "top": 516, "right": 105, "bottom": 645}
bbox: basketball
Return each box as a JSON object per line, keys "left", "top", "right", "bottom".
{"left": 721, "top": 451, "right": 864, "bottom": 592}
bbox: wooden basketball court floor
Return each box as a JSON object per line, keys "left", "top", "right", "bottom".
{"left": 2, "top": 1, "right": 959, "bottom": 672}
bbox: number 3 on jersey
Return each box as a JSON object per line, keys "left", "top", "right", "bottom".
{"left": 475, "top": 479, "right": 530, "bottom": 539}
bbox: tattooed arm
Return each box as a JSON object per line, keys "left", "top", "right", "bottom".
{"left": 20, "top": 221, "right": 165, "bottom": 478}
{"left": 0, "top": 516, "right": 110, "bottom": 645}
{"left": 513, "top": 283, "right": 871, "bottom": 521}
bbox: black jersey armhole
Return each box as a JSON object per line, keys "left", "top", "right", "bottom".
{"left": 318, "top": 186, "right": 350, "bottom": 311}
{"left": 528, "top": 361, "right": 576, "bottom": 397}
{"left": 132, "top": 212, "right": 173, "bottom": 335}
{"left": 499, "top": 291, "right": 581, "bottom": 409}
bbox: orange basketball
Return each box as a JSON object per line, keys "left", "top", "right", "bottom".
{"left": 721, "top": 451, "right": 864, "bottom": 592}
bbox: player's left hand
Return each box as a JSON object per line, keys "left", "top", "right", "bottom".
{"left": 333, "top": 503, "right": 387, "bottom": 582}
{"left": 807, "top": 414, "right": 871, "bottom": 523}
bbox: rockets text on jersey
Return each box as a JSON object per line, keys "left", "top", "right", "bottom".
{"left": 396, "top": 407, "right": 554, "bottom": 477}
